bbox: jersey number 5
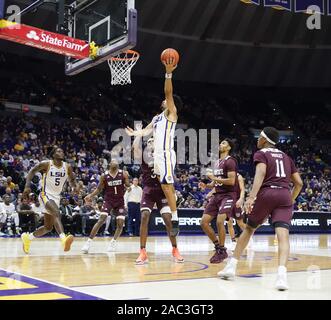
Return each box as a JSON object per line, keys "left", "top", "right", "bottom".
{"left": 275, "top": 159, "right": 286, "bottom": 178}
{"left": 55, "top": 177, "right": 60, "bottom": 186}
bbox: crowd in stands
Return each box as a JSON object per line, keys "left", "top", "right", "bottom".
{"left": 0, "top": 66, "right": 330, "bottom": 236}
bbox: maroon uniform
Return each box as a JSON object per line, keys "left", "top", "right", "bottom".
{"left": 231, "top": 173, "right": 244, "bottom": 220}
{"left": 248, "top": 148, "right": 298, "bottom": 227}
{"left": 101, "top": 170, "right": 126, "bottom": 217}
{"left": 140, "top": 159, "right": 169, "bottom": 214}
{"left": 204, "top": 156, "right": 238, "bottom": 218}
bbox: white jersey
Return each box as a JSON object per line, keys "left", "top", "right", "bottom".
{"left": 41, "top": 160, "right": 68, "bottom": 197}
{"left": 152, "top": 111, "right": 176, "bottom": 155}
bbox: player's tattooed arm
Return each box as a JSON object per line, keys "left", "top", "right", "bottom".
{"left": 23, "top": 161, "right": 49, "bottom": 198}
{"left": 245, "top": 163, "right": 266, "bottom": 214}
{"left": 85, "top": 175, "right": 105, "bottom": 203}
{"left": 67, "top": 165, "right": 80, "bottom": 195}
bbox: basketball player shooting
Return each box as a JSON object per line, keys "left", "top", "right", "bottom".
{"left": 21, "top": 146, "right": 81, "bottom": 254}
{"left": 125, "top": 49, "right": 182, "bottom": 237}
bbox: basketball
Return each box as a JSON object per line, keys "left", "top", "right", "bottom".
{"left": 160, "top": 48, "right": 180, "bottom": 66}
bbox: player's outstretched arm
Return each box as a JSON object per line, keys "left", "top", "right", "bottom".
{"left": 23, "top": 161, "right": 49, "bottom": 198}
{"left": 163, "top": 59, "right": 178, "bottom": 121}
{"left": 245, "top": 163, "right": 266, "bottom": 214}
{"left": 85, "top": 175, "right": 105, "bottom": 202}
{"left": 290, "top": 172, "right": 303, "bottom": 204}
{"left": 125, "top": 121, "right": 153, "bottom": 137}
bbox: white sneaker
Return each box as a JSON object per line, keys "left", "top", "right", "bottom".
{"left": 0, "top": 231, "right": 5, "bottom": 236}
{"left": 81, "top": 241, "right": 91, "bottom": 254}
{"left": 104, "top": 231, "right": 110, "bottom": 236}
{"left": 275, "top": 273, "right": 289, "bottom": 291}
{"left": 217, "top": 261, "right": 237, "bottom": 280}
{"left": 107, "top": 239, "right": 117, "bottom": 252}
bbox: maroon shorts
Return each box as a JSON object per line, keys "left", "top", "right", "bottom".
{"left": 231, "top": 204, "right": 244, "bottom": 220}
{"left": 247, "top": 187, "right": 293, "bottom": 228}
{"left": 101, "top": 199, "right": 126, "bottom": 217}
{"left": 203, "top": 192, "right": 236, "bottom": 218}
{"left": 140, "top": 186, "right": 169, "bottom": 214}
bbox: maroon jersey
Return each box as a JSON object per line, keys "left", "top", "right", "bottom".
{"left": 213, "top": 156, "right": 238, "bottom": 194}
{"left": 103, "top": 170, "right": 126, "bottom": 203}
{"left": 233, "top": 173, "right": 241, "bottom": 199}
{"left": 141, "top": 158, "right": 161, "bottom": 189}
{"left": 253, "top": 148, "right": 297, "bottom": 189}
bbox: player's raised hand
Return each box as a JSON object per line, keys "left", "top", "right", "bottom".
{"left": 125, "top": 126, "right": 135, "bottom": 136}
{"left": 163, "top": 58, "right": 177, "bottom": 74}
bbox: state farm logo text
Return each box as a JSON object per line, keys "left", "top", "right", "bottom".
{"left": 26, "top": 30, "right": 88, "bottom": 51}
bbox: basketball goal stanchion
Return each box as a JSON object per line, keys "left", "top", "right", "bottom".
{"left": 107, "top": 50, "right": 140, "bottom": 85}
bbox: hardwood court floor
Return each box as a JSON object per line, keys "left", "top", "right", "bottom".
{"left": 0, "top": 234, "right": 330, "bottom": 300}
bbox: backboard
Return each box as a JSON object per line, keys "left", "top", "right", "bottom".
{"left": 65, "top": 0, "right": 137, "bottom": 75}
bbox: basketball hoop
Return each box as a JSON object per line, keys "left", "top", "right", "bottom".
{"left": 108, "top": 50, "right": 140, "bottom": 86}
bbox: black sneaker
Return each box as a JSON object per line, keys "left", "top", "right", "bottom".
{"left": 170, "top": 220, "right": 179, "bottom": 237}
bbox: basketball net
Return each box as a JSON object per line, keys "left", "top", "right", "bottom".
{"left": 108, "top": 50, "right": 139, "bottom": 85}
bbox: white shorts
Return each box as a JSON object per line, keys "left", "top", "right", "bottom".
{"left": 154, "top": 150, "right": 176, "bottom": 184}
{"left": 38, "top": 193, "right": 61, "bottom": 214}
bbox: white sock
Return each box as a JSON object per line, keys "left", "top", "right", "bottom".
{"left": 87, "top": 238, "right": 93, "bottom": 243}
{"left": 230, "top": 258, "right": 238, "bottom": 266}
{"left": 59, "top": 233, "right": 66, "bottom": 240}
{"left": 29, "top": 233, "right": 35, "bottom": 240}
{"left": 110, "top": 238, "right": 116, "bottom": 243}
{"left": 171, "top": 211, "right": 178, "bottom": 221}
{"left": 278, "top": 266, "right": 287, "bottom": 275}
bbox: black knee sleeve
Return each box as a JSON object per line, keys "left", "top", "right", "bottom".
{"left": 273, "top": 221, "right": 290, "bottom": 230}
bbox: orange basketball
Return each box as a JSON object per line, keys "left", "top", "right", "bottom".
{"left": 160, "top": 48, "right": 180, "bottom": 66}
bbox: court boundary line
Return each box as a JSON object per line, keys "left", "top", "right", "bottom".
{"left": 70, "top": 268, "right": 331, "bottom": 288}
{"left": 0, "top": 267, "right": 106, "bottom": 300}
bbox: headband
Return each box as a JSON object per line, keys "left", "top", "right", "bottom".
{"left": 261, "top": 131, "right": 276, "bottom": 145}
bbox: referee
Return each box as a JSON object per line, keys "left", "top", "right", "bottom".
{"left": 124, "top": 177, "right": 143, "bottom": 236}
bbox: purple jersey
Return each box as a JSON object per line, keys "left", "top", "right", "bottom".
{"left": 103, "top": 170, "right": 125, "bottom": 203}
{"left": 213, "top": 156, "right": 238, "bottom": 194}
{"left": 253, "top": 148, "right": 297, "bottom": 189}
{"left": 141, "top": 158, "right": 161, "bottom": 189}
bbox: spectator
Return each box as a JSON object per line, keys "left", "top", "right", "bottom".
{"left": 124, "top": 177, "right": 142, "bottom": 237}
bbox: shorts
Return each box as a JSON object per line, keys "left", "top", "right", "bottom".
{"left": 231, "top": 204, "right": 244, "bottom": 220}
{"left": 203, "top": 193, "right": 236, "bottom": 218}
{"left": 154, "top": 149, "right": 176, "bottom": 184}
{"left": 38, "top": 192, "right": 60, "bottom": 214}
{"left": 140, "top": 186, "right": 170, "bottom": 215}
{"left": 101, "top": 200, "right": 127, "bottom": 219}
{"left": 247, "top": 187, "right": 293, "bottom": 228}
